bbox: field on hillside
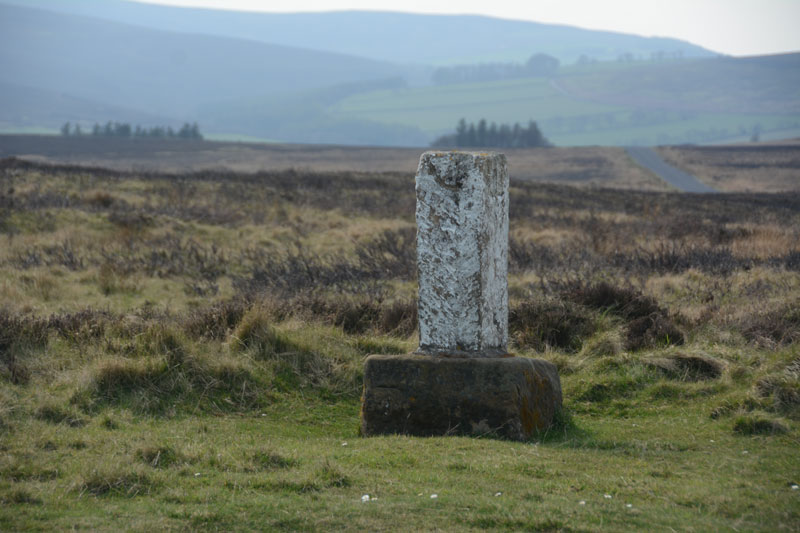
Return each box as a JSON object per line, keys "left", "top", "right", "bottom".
{"left": 1, "top": 157, "right": 798, "bottom": 530}
{"left": 327, "top": 59, "right": 800, "bottom": 147}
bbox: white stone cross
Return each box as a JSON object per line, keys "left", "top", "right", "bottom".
{"left": 415, "top": 151, "right": 508, "bottom": 357}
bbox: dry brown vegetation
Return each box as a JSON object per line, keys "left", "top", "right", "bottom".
{"left": 659, "top": 141, "right": 800, "bottom": 193}
{"left": 1, "top": 155, "right": 798, "bottom": 367}
{"left": 0, "top": 135, "right": 665, "bottom": 189}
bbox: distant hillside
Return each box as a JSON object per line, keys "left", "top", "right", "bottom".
{"left": 325, "top": 54, "right": 800, "bottom": 146}
{"left": 1, "top": 1, "right": 796, "bottom": 146}
{"left": 0, "top": 0, "right": 717, "bottom": 65}
{"left": 197, "top": 79, "right": 429, "bottom": 146}
{"left": 0, "top": 4, "right": 407, "bottom": 119}
{"left": 0, "top": 82, "right": 175, "bottom": 131}
{"left": 558, "top": 53, "right": 800, "bottom": 114}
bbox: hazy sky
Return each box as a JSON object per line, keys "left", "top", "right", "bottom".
{"left": 138, "top": 0, "right": 800, "bottom": 57}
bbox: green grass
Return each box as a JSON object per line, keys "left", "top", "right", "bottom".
{"left": 1, "top": 296, "right": 797, "bottom": 530}
{"left": 1, "top": 160, "right": 798, "bottom": 530}
{"left": 330, "top": 76, "right": 797, "bottom": 147}
{"left": 326, "top": 56, "right": 800, "bottom": 146}
{"left": 2, "top": 337, "right": 798, "bottom": 531}
{"left": 329, "top": 77, "right": 619, "bottom": 135}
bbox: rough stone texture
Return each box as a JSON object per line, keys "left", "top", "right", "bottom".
{"left": 415, "top": 151, "right": 509, "bottom": 357}
{"left": 361, "top": 354, "right": 562, "bottom": 441}
{"left": 360, "top": 150, "right": 561, "bottom": 440}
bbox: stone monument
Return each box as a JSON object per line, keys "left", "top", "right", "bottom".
{"left": 360, "top": 151, "right": 562, "bottom": 441}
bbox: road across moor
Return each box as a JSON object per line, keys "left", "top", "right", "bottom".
{"left": 625, "top": 146, "right": 716, "bottom": 193}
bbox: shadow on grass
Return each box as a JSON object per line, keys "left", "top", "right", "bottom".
{"left": 534, "top": 408, "right": 694, "bottom": 455}
{"left": 534, "top": 408, "right": 592, "bottom": 445}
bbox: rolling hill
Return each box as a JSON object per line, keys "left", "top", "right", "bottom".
{"left": 557, "top": 52, "right": 800, "bottom": 114}
{"left": 0, "top": 1, "right": 797, "bottom": 146}
{"left": 1, "top": 0, "right": 716, "bottom": 66}
{"left": 0, "top": 81, "right": 175, "bottom": 133}
{"left": 323, "top": 54, "right": 800, "bottom": 146}
{"left": 0, "top": 4, "right": 408, "bottom": 120}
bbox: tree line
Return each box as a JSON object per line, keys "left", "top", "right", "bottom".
{"left": 60, "top": 121, "right": 203, "bottom": 140}
{"left": 432, "top": 53, "right": 560, "bottom": 85}
{"left": 431, "top": 119, "right": 551, "bottom": 149}
{"left": 433, "top": 50, "right": 690, "bottom": 84}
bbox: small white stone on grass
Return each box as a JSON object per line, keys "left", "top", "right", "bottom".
{"left": 494, "top": 492, "right": 502, "bottom": 497}
{"left": 791, "top": 484, "right": 799, "bottom": 490}
{"left": 341, "top": 442, "right": 348, "bottom": 446}
{"left": 604, "top": 494, "right": 612, "bottom": 499}
{"left": 626, "top": 503, "right": 633, "bottom": 508}
{"left": 361, "top": 494, "right": 370, "bottom": 502}
{"left": 578, "top": 500, "right": 586, "bottom": 505}
{"left": 430, "top": 494, "right": 438, "bottom": 499}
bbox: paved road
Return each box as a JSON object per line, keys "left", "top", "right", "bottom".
{"left": 625, "top": 146, "right": 716, "bottom": 193}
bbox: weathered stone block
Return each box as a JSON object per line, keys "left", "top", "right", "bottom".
{"left": 415, "top": 151, "right": 509, "bottom": 357}
{"left": 359, "top": 150, "right": 561, "bottom": 440}
{"left": 360, "top": 354, "right": 562, "bottom": 441}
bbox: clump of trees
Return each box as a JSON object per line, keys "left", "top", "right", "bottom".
{"left": 431, "top": 118, "right": 551, "bottom": 148}
{"left": 60, "top": 121, "right": 203, "bottom": 140}
{"left": 432, "top": 53, "right": 560, "bottom": 85}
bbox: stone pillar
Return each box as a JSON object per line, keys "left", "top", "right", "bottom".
{"left": 360, "top": 151, "right": 562, "bottom": 441}
{"left": 415, "top": 151, "right": 508, "bottom": 356}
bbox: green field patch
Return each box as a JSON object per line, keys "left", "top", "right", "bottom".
{"left": 327, "top": 63, "right": 800, "bottom": 146}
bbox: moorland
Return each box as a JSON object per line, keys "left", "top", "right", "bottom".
{"left": 658, "top": 142, "right": 800, "bottom": 193}
{"left": 0, "top": 142, "right": 798, "bottom": 530}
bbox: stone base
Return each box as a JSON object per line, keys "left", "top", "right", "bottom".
{"left": 360, "top": 354, "right": 562, "bottom": 441}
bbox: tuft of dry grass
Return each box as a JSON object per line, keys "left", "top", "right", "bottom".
{"left": 134, "top": 446, "right": 183, "bottom": 468}
{"left": 564, "top": 281, "right": 661, "bottom": 320}
{"left": 34, "top": 404, "right": 86, "bottom": 427}
{"left": 250, "top": 450, "right": 297, "bottom": 471}
{"left": 77, "top": 332, "right": 265, "bottom": 414}
{"left": 645, "top": 352, "right": 725, "bottom": 382}
{"left": 625, "top": 313, "right": 685, "bottom": 351}
{"left": 77, "top": 469, "right": 156, "bottom": 497}
{"left": 509, "top": 299, "right": 596, "bottom": 353}
{"left": 739, "top": 303, "right": 800, "bottom": 348}
{"left": 732, "top": 414, "right": 790, "bottom": 435}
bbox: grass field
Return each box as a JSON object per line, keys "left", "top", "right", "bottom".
{"left": 330, "top": 77, "right": 795, "bottom": 147}
{"left": 1, "top": 156, "right": 798, "bottom": 530}
{"left": 558, "top": 54, "right": 800, "bottom": 115}
{"left": 330, "top": 77, "right": 610, "bottom": 131}
{"left": 328, "top": 59, "right": 800, "bottom": 147}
